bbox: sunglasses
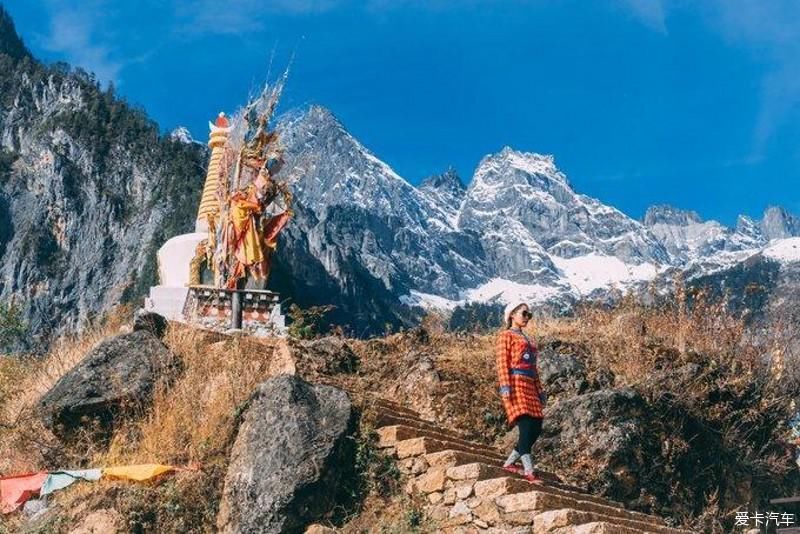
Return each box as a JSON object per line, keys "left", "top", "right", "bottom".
{"left": 518, "top": 310, "right": 532, "bottom": 319}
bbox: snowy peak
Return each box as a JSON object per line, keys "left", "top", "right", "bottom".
{"left": 473, "top": 146, "right": 572, "bottom": 192}
{"left": 458, "top": 144, "right": 668, "bottom": 270}
{"left": 644, "top": 204, "right": 702, "bottom": 227}
{"left": 735, "top": 215, "right": 763, "bottom": 241}
{"left": 761, "top": 206, "right": 800, "bottom": 240}
{"left": 418, "top": 167, "right": 466, "bottom": 230}
{"left": 419, "top": 167, "right": 465, "bottom": 196}
{"left": 291, "top": 104, "right": 345, "bottom": 132}
{"left": 279, "top": 104, "right": 454, "bottom": 237}
{"left": 169, "top": 126, "right": 195, "bottom": 144}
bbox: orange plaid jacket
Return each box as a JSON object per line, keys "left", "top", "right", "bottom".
{"left": 495, "top": 327, "right": 545, "bottom": 425}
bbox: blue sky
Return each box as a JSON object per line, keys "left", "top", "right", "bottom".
{"left": 4, "top": 0, "right": 800, "bottom": 226}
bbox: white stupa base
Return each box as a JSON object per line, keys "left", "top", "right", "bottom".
{"left": 157, "top": 232, "right": 207, "bottom": 287}
{"left": 143, "top": 232, "right": 206, "bottom": 322}
{"left": 145, "top": 286, "right": 288, "bottom": 337}
{"left": 144, "top": 286, "right": 190, "bottom": 322}
{"left": 188, "top": 309, "right": 289, "bottom": 338}
{"left": 144, "top": 231, "right": 289, "bottom": 337}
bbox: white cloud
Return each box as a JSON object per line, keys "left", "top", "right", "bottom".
{"left": 174, "top": 0, "right": 345, "bottom": 36}
{"left": 38, "top": 1, "right": 123, "bottom": 86}
{"left": 619, "top": 0, "right": 800, "bottom": 159}
{"left": 618, "top": 0, "right": 668, "bottom": 34}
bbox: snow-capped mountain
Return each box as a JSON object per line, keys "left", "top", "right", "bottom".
{"left": 643, "top": 204, "right": 768, "bottom": 274}
{"left": 3, "top": 4, "right": 798, "bottom": 343}
{"left": 169, "top": 126, "right": 196, "bottom": 144}
{"left": 273, "top": 105, "right": 800, "bottom": 327}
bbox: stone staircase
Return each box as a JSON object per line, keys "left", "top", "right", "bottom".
{"left": 370, "top": 397, "right": 694, "bottom": 534}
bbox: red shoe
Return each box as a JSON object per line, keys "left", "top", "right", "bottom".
{"left": 523, "top": 472, "right": 544, "bottom": 484}
{"left": 502, "top": 464, "right": 522, "bottom": 475}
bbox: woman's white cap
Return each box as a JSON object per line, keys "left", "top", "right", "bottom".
{"left": 504, "top": 301, "right": 528, "bottom": 325}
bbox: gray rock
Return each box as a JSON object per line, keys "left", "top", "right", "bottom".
{"left": 37, "top": 330, "right": 178, "bottom": 441}
{"left": 536, "top": 388, "right": 655, "bottom": 501}
{"left": 387, "top": 350, "right": 441, "bottom": 420}
{"left": 22, "top": 498, "right": 48, "bottom": 519}
{"left": 133, "top": 308, "right": 168, "bottom": 339}
{"left": 216, "top": 374, "right": 356, "bottom": 534}
{"left": 537, "top": 342, "right": 588, "bottom": 396}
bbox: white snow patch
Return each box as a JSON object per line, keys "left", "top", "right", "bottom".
{"left": 399, "top": 290, "right": 460, "bottom": 310}
{"left": 463, "top": 278, "right": 562, "bottom": 304}
{"left": 551, "top": 253, "right": 658, "bottom": 295}
{"left": 763, "top": 237, "right": 800, "bottom": 263}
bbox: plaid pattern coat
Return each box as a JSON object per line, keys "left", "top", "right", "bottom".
{"left": 495, "top": 327, "right": 544, "bottom": 425}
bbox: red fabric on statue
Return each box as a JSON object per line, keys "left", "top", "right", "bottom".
{"left": 263, "top": 210, "right": 292, "bottom": 246}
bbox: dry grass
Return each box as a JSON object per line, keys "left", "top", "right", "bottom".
{"left": 0, "top": 308, "right": 130, "bottom": 473}
{"left": 101, "top": 326, "right": 281, "bottom": 467}
{"left": 0, "top": 309, "right": 286, "bottom": 533}
{"left": 1, "top": 287, "right": 798, "bottom": 533}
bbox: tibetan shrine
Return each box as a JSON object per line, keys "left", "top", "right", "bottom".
{"left": 144, "top": 77, "right": 293, "bottom": 336}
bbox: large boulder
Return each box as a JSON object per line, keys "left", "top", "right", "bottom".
{"left": 535, "top": 388, "right": 658, "bottom": 502}
{"left": 37, "top": 330, "right": 179, "bottom": 441}
{"left": 537, "top": 341, "right": 589, "bottom": 396}
{"left": 216, "top": 374, "right": 356, "bottom": 534}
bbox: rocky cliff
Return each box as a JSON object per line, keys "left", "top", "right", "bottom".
{"left": 2, "top": 5, "right": 800, "bottom": 348}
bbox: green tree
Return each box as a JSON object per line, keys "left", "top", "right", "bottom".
{"left": 0, "top": 299, "right": 27, "bottom": 352}
{"left": 287, "top": 303, "right": 337, "bottom": 339}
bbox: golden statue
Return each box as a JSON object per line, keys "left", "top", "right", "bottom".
{"left": 208, "top": 77, "right": 294, "bottom": 290}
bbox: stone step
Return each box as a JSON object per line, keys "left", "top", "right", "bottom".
{"left": 371, "top": 398, "right": 423, "bottom": 418}
{"left": 377, "top": 425, "right": 503, "bottom": 457}
{"left": 425, "top": 451, "right": 565, "bottom": 488}
{"left": 396, "top": 437, "right": 507, "bottom": 462}
{"left": 446, "top": 463, "right": 593, "bottom": 503}
{"left": 374, "top": 411, "right": 453, "bottom": 435}
{"left": 372, "top": 405, "right": 498, "bottom": 448}
{"left": 370, "top": 398, "right": 490, "bottom": 441}
{"left": 438, "top": 458, "right": 667, "bottom": 526}
{"left": 495, "top": 487, "right": 672, "bottom": 529}
{"left": 365, "top": 395, "right": 681, "bottom": 533}
{"left": 551, "top": 521, "right": 646, "bottom": 534}
{"left": 373, "top": 407, "right": 464, "bottom": 435}
{"left": 444, "top": 460, "right": 563, "bottom": 488}
{"left": 446, "top": 462, "right": 514, "bottom": 483}
{"left": 534, "top": 508, "right": 691, "bottom": 534}
{"left": 427, "top": 449, "right": 509, "bottom": 469}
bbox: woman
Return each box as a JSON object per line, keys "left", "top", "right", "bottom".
{"left": 495, "top": 301, "right": 547, "bottom": 483}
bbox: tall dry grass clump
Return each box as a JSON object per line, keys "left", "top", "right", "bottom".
{"left": 0, "top": 312, "right": 288, "bottom": 533}
{"left": 0, "top": 307, "right": 131, "bottom": 473}
{"left": 100, "top": 326, "right": 282, "bottom": 467}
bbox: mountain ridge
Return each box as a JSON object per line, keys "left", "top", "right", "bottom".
{"left": 2, "top": 8, "right": 800, "bottom": 345}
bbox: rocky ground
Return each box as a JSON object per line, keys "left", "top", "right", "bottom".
{"left": 1, "top": 296, "right": 799, "bottom": 533}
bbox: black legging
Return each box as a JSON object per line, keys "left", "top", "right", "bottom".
{"left": 515, "top": 415, "right": 543, "bottom": 455}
